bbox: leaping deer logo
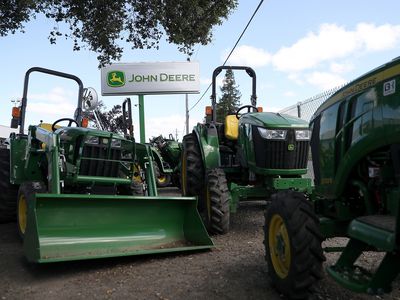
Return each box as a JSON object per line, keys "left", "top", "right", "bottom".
{"left": 107, "top": 71, "right": 125, "bottom": 87}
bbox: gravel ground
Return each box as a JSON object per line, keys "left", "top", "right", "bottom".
{"left": 0, "top": 187, "right": 399, "bottom": 300}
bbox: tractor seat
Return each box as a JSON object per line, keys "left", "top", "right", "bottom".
{"left": 224, "top": 115, "right": 239, "bottom": 140}
{"left": 38, "top": 123, "right": 60, "bottom": 131}
{"left": 347, "top": 215, "right": 396, "bottom": 252}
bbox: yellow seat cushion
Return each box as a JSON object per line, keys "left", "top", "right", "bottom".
{"left": 38, "top": 123, "right": 60, "bottom": 131}
{"left": 224, "top": 115, "right": 239, "bottom": 140}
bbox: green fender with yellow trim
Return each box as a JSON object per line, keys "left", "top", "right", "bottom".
{"left": 192, "top": 123, "right": 221, "bottom": 171}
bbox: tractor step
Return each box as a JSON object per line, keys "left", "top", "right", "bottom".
{"left": 326, "top": 237, "right": 400, "bottom": 295}
{"left": 348, "top": 215, "right": 395, "bottom": 252}
{"left": 355, "top": 215, "right": 395, "bottom": 232}
{"left": 326, "top": 265, "right": 379, "bottom": 294}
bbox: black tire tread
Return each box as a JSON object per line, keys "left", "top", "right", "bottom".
{"left": 17, "top": 181, "right": 47, "bottom": 239}
{"left": 0, "top": 148, "right": 18, "bottom": 223}
{"left": 206, "top": 168, "right": 230, "bottom": 234}
{"left": 264, "top": 190, "right": 325, "bottom": 299}
{"left": 181, "top": 133, "right": 204, "bottom": 197}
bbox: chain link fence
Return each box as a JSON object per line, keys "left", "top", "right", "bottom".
{"left": 279, "top": 84, "right": 347, "bottom": 121}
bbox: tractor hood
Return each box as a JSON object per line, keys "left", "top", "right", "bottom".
{"left": 239, "top": 112, "right": 309, "bottom": 128}
{"left": 55, "top": 127, "right": 125, "bottom": 139}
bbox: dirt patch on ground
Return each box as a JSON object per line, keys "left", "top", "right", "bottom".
{"left": 0, "top": 188, "right": 399, "bottom": 299}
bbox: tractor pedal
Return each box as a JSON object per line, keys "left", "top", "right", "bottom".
{"left": 326, "top": 264, "right": 386, "bottom": 295}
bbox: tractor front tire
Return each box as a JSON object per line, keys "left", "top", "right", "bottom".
{"left": 264, "top": 190, "right": 325, "bottom": 299}
{"left": 0, "top": 148, "right": 18, "bottom": 223}
{"left": 154, "top": 165, "right": 171, "bottom": 188}
{"left": 17, "top": 181, "right": 46, "bottom": 240}
{"left": 181, "top": 133, "right": 204, "bottom": 198}
{"left": 202, "top": 168, "right": 230, "bottom": 234}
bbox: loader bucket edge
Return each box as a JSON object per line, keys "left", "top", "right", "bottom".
{"left": 23, "top": 194, "right": 213, "bottom": 263}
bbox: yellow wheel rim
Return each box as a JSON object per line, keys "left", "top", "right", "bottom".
{"left": 269, "top": 214, "right": 291, "bottom": 279}
{"left": 18, "top": 194, "right": 28, "bottom": 235}
{"left": 158, "top": 175, "right": 167, "bottom": 183}
{"left": 133, "top": 164, "right": 142, "bottom": 183}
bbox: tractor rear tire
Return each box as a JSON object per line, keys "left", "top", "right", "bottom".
{"left": 264, "top": 190, "right": 325, "bottom": 299}
{"left": 17, "top": 181, "right": 46, "bottom": 240}
{"left": 203, "top": 168, "right": 230, "bottom": 234}
{"left": 181, "top": 133, "right": 204, "bottom": 199}
{"left": 0, "top": 148, "right": 18, "bottom": 223}
{"left": 171, "top": 173, "right": 181, "bottom": 189}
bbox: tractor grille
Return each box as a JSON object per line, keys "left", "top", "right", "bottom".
{"left": 79, "top": 144, "right": 122, "bottom": 178}
{"left": 252, "top": 126, "right": 309, "bottom": 169}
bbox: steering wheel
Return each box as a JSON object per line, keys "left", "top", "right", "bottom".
{"left": 51, "top": 118, "right": 79, "bottom": 131}
{"left": 235, "top": 105, "right": 259, "bottom": 119}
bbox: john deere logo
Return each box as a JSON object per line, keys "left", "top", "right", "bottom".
{"left": 107, "top": 71, "right": 125, "bottom": 87}
{"left": 288, "top": 144, "right": 295, "bottom": 151}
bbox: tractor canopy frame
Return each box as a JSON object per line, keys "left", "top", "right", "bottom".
{"left": 18, "top": 67, "right": 84, "bottom": 134}
{"left": 210, "top": 65, "right": 257, "bottom": 122}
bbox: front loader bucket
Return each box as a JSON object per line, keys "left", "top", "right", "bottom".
{"left": 23, "top": 194, "right": 213, "bottom": 263}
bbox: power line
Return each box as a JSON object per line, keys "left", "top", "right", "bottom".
{"left": 188, "top": 84, "right": 211, "bottom": 112}
{"left": 189, "top": 0, "right": 264, "bottom": 112}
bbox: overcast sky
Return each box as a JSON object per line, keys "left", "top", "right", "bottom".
{"left": 1, "top": 0, "right": 400, "bottom": 140}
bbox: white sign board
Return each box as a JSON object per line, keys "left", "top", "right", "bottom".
{"left": 101, "top": 62, "right": 200, "bottom": 95}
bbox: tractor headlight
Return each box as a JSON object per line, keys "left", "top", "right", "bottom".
{"left": 258, "top": 128, "right": 287, "bottom": 140}
{"left": 295, "top": 130, "right": 311, "bottom": 140}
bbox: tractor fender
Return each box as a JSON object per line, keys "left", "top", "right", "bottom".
{"left": 192, "top": 123, "right": 220, "bottom": 171}
{"left": 150, "top": 146, "right": 169, "bottom": 173}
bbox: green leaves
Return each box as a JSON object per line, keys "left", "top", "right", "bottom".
{"left": 0, "top": 0, "right": 237, "bottom": 67}
{"left": 0, "top": 0, "right": 37, "bottom": 36}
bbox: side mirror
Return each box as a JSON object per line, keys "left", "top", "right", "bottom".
{"left": 82, "top": 87, "right": 99, "bottom": 112}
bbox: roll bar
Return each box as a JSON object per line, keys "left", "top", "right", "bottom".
{"left": 210, "top": 66, "right": 257, "bottom": 122}
{"left": 19, "top": 67, "right": 84, "bottom": 134}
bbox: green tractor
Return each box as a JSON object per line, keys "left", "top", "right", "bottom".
{"left": 150, "top": 134, "right": 182, "bottom": 188}
{"left": 265, "top": 58, "right": 400, "bottom": 298}
{"left": 0, "top": 67, "right": 212, "bottom": 263}
{"left": 181, "top": 66, "right": 312, "bottom": 234}
{"left": 149, "top": 145, "right": 173, "bottom": 187}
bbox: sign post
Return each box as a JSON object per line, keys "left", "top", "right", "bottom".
{"left": 138, "top": 95, "right": 145, "bottom": 143}
{"left": 101, "top": 62, "right": 200, "bottom": 141}
{"left": 185, "top": 94, "right": 189, "bottom": 135}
